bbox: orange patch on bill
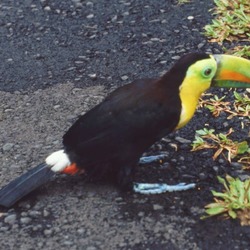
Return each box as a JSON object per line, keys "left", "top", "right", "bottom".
{"left": 220, "top": 70, "right": 250, "bottom": 83}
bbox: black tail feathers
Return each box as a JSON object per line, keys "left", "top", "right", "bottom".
{"left": 0, "top": 163, "right": 55, "bottom": 208}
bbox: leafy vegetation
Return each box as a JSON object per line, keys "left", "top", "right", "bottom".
{"left": 200, "top": 91, "right": 250, "bottom": 121}
{"left": 198, "top": 91, "right": 250, "bottom": 169}
{"left": 198, "top": 0, "right": 250, "bottom": 226}
{"left": 202, "top": 175, "right": 250, "bottom": 226}
{"left": 192, "top": 128, "right": 249, "bottom": 163}
{"left": 204, "top": 0, "right": 250, "bottom": 58}
{"left": 226, "top": 45, "right": 250, "bottom": 58}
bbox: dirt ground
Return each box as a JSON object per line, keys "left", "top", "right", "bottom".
{"left": 0, "top": 0, "right": 249, "bottom": 249}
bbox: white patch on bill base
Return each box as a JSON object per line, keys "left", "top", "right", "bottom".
{"left": 45, "top": 150, "right": 71, "bottom": 172}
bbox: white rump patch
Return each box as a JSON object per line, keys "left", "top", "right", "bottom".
{"left": 45, "top": 150, "right": 71, "bottom": 172}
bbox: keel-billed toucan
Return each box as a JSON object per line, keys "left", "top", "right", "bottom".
{"left": 0, "top": 53, "right": 250, "bottom": 208}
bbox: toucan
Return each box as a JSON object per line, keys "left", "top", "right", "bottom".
{"left": 0, "top": 53, "right": 250, "bottom": 208}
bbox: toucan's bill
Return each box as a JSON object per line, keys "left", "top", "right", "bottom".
{"left": 212, "top": 54, "right": 250, "bottom": 88}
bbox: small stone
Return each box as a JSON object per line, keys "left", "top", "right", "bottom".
{"left": 77, "top": 228, "right": 85, "bottom": 234}
{"left": 223, "top": 122, "right": 229, "bottom": 127}
{"left": 37, "top": 242, "right": 44, "bottom": 248}
{"left": 153, "top": 204, "right": 164, "bottom": 210}
{"left": 199, "top": 173, "right": 207, "bottom": 180}
{"left": 0, "top": 226, "right": 10, "bottom": 232}
{"left": 122, "top": 11, "right": 129, "bottom": 16}
{"left": 20, "top": 217, "right": 32, "bottom": 224}
{"left": 197, "top": 43, "right": 205, "bottom": 49}
{"left": 121, "top": 75, "right": 129, "bottom": 81}
{"left": 187, "top": 16, "right": 194, "bottom": 20}
{"left": 75, "top": 61, "right": 84, "bottom": 64}
{"left": 213, "top": 166, "right": 219, "bottom": 172}
{"left": 179, "top": 156, "right": 185, "bottom": 161}
{"left": 29, "top": 210, "right": 41, "bottom": 218}
{"left": 88, "top": 73, "right": 97, "bottom": 80}
{"left": 111, "top": 15, "right": 117, "bottom": 22}
{"left": 161, "top": 162, "right": 170, "bottom": 169}
{"left": 175, "top": 136, "right": 191, "bottom": 144}
{"left": 150, "top": 38, "right": 160, "bottom": 42}
{"left": 115, "top": 197, "right": 123, "bottom": 202}
{"left": 87, "top": 14, "right": 94, "bottom": 19}
{"left": 138, "top": 211, "right": 145, "bottom": 217}
{"left": 63, "top": 241, "right": 74, "bottom": 246}
{"left": 171, "top": 55, "right": 180, "bottom": 60}
{"left": 230, "top": 162, "right": 242, "bottom": 168}
{"left": 43, "top": 210, "right": 50, "bottom": 217}
{"left": 159, "top": 60, "right": 167, "bottom": 65}
{"left": 44, "top": 6, "right": 51, "bottom": 11}
{"left": 4, "top": 214, "right": 17, "bottom": 225}
{"left": 44, "top": 229, "right": 53, "bottom": 236}
{"left": 86, "top": 2, "right": 94, "bottom": 7}
{"left": 3, "top": 143, "right": 14, "bottom": 152}
{"left": 4, "top": 109, "right": 13, "bottom": 112}
{"left": 218, "top": 159, "right": 225, "bottom": 164}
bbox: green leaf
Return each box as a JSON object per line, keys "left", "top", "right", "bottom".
{"left": 235, "top": 179, "right": 245, "bottom": 204}
{"left": 217, "top": 176, "right": 229, "bottom": 191}
{"left": 205, "top": 105, "right": 215, "bottom": 111}
{"left": 211, "top": 190, "right": 230, "bottom": 200}
{"left": 234, "top": 91, "right": 242, "bottom": 101}
{"left": 205, "top": 201, "right": 226, "bottom": 208}
{"left": 237, "top": 141, "right": 249, "bottom": 155}
{"left": 228, "top": 209, "right": 237, "bottom": 219}
{"left": 205, "top": 206, "right": 227, "bottom": 215}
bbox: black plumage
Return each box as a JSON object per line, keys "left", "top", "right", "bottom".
{"left": 63, "top": 53, "right": 210, "bottom": 189}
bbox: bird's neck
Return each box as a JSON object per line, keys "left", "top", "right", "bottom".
{"left": 176, "top": 81, "right": 202, "bottom": 129}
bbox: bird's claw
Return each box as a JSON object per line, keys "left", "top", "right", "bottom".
{"left": 133, "top": 182, "right": 196, "bottom": 194}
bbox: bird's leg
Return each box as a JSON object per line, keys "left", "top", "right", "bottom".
{"left": 133, "top": 182, "right": 196, "bottom": 194}
{"left": 139, "top": 154, "right": 168, "bottom": 164}
{"left": 137, "top": 154, "right": 195, "bottom": 193}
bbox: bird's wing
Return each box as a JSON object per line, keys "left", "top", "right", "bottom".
{"left": 63, "top": 79, "right": 181, "bottom": 165}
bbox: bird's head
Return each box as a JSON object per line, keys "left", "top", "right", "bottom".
{"left": 173, "top": 53, "right": 250, "bottom": 96}
{"left": 168, "top": 53, "right": 250, "bottom": 129}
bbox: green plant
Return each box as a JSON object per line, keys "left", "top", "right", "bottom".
{"left": 203, "top": 0, "right": 250, "bottom": 58}
{"left": 202, "top": 175, "right": 250, "bottom": 226}
{"left": 199, "top": 94, "right": 230, "bottom": 117}
{"left": 192, "top": 128, "right": 249, "bottom": 162}
{"left": 226, "top": 45, "right": 250, "bottom": 58}
{"left": 204, "top": 0, "right": 250, "bottom": 43}
{"left": 200, "top": 91, "right": 250, "bottom": 121}
{"left": 228, "top": 91, "right": 250, "bottom": 119}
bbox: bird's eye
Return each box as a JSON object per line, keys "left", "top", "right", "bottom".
{"left": 203, "top": 68, "right": 213, "bottom": 77}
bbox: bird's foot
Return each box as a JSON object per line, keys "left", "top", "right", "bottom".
{"left": 139, "top": 154, "right": 167, "bottom": 164}
{"left": 133, "top": 182, "right": 196, "bottom": 194}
